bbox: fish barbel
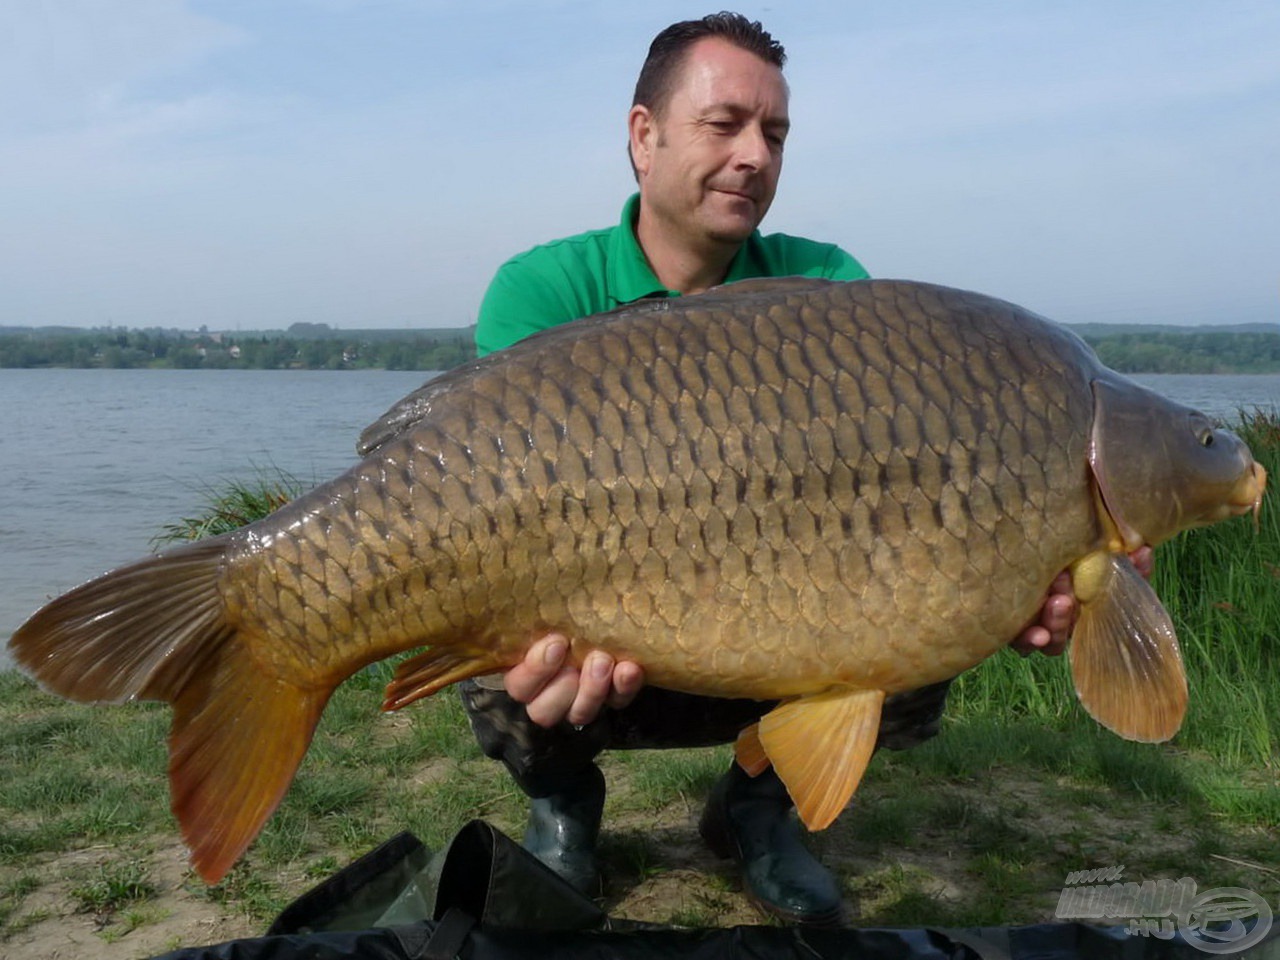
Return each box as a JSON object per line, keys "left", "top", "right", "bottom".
{"left": 9, "top": 279, "right": 1266, "bottom": 883}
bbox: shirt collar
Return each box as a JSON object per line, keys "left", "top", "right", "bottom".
{"left": 607, "top": 193, "right": 764, "bottom": 305}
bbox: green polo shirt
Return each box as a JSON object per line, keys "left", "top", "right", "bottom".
{"left": 475, "top": 194, "right": 869, "bottom": 355}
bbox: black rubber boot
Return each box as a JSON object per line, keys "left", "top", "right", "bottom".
{"left": 521, "top": 764, "right": 606, "bottom": 898}
{"left": 699, "top": 763, "right": 845, "bottom": 927}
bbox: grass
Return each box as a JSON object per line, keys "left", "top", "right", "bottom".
{"left": 2, "top": 413, "right": 1279, "bottom": 948}
{"left": 150, "top": 464, "right": 306, "bottom": 548}
{"left": 69, "top": 861, "right": 158, "bottom": 915}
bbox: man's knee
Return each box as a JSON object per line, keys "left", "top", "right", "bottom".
{"left": 458, "top": 679, "right": 609, "bottom": 784}
{"left": 876, "top": 679, "right": 953, "bottom": 751}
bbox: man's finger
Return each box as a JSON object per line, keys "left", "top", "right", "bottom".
{"left": 1011, "top": 625, "right": 1050, "bottom": 657}
{"left": 524, "top": 667, "right": 583, "bottom": 728}
{"left": 504, "top": 634, "right": 569, "bottom": 703}
{"left": 607, "top": 661, "right": 646, "bottom": 710}
{"left": 1041, "top": 592, "right": 1074, "bottom": 634}
{"left": 1047, "top": 570, "right": 1073, "bottom": 597}
{"left": 566, "top": 651, "right": 615, "bottom": 727}
{"left": 1131, "top": 545, "right": 1155, "bottom": 580}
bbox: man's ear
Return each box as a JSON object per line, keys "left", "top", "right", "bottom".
{"left": 628, "top": 104, "right": 655, "bottom": 177}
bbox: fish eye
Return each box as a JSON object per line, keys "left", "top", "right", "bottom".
{"left": 1188, "top": 413, "right": 1216, "bottom": 448}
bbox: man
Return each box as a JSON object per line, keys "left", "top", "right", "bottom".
{"left": 464, "top": 13, "right": 1107, "bottom": 926}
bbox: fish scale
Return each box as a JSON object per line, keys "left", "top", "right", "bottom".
{"left": 9, "top": 278, "right": 1264, "bottom": 883}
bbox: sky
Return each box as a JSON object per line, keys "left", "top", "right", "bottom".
{"left": 1, "top": 0, "right": 1276, "bottom": 331}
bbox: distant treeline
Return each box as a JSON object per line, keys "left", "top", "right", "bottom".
{"left": 4, "top": 324, "right": 1280, "bottom": 373}
{"left": 1082, "top": 331, "right": 1280, "bottom": 374}
{"left": 0, "top": 327, "right": 476, "bottom": 371}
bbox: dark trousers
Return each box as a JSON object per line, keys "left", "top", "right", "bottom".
{"left": 460, "top": 679, "right": 954, "bottom": 798}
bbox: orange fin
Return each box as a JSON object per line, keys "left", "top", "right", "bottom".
{"left": 1069, "top": 551, "right": 1187, "bottom": 742}
{"left": 734, "top": 722, "right": 771, "bottom": 777}
{"left": 383, "top": 645, "right": 506, "bottom": 711}
{"left": 167, "top": 638, "right": 333, "bottom": 883}
{"left": 8, "top": 537, "right": 231, "bottom": 703}
{"left": 757, "top": 688, "right": 885, "bottom": 830}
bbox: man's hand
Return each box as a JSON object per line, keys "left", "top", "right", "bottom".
{"left": 1010, "top": 546, "right": 1154, "bottom": 657}
{"left": 503, "top": 634, "right": 646, "bottom": 728}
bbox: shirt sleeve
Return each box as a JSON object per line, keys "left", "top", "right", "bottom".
{"left": 474, "top": 255, "right": 582, "bottom": 356}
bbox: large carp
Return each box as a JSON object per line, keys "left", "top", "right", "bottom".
{"left": 10, "top": 279, "right": 1265, "bottom": 883}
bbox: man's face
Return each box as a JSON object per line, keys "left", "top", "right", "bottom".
{"left": 631, "top": 37, "right": 790, "bottom": 249}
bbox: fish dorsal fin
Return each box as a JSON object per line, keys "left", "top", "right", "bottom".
{"left": 1069, "top": 551, "right": 1188, "bottom": 742}
{"left": 756, "top": 688, "right": 885, "bottom": 830}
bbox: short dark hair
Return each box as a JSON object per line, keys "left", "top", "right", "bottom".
{"left": 633, "top": 12, "right": 786, "bottom": 117}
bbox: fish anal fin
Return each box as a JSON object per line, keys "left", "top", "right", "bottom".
{"left": 734, "top": 722, "right": 771, "bottom": 777}
{"left": 168, "top": 636, "right": 334, "bottom": 884}
{"left": 758, "top": 688, "right": 885, "bottom": 831}
{"left": 1069, "top": 551, "right": 1187, "bottom": 743}
{"left": 383, "top": 645, "right": 507, "bottom": 711}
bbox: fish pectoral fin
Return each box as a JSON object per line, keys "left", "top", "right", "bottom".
{"left": 1069, "top": 551, "right": 1187, "bottom": 743}
{"left": 383, "top": 646, "right": 506, "bottom": 711}
{"left": 757, "top": 687, "right": 885, "bottom": 831}
{"left": 734, "top": 723, "right": 771, "bottom": 777}
{"left": 168, "top": 636, "right": 334, "bottom": 884}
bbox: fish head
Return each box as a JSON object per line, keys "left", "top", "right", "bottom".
{"left": 1089, "top": 374, "right": 1266, "bottom": 550}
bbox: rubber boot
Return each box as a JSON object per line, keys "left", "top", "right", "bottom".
{"left": 699, "top": 763, "right": 845, "bottom": 927}
{"left": 521, "top": 764, "right": 606, "bottom": 898}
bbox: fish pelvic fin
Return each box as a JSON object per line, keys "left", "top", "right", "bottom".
{"left": 757, "top": 688, "right": 885, "bottom": 831}
{"left": 382, "top": 645, "right": 508, "bottom": 711}
{"left": 1069, "top": 550, "right": 1188, "bottom": 743}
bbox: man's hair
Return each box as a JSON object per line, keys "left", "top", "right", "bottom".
{"left": 633, "top": 12, "right": 786, "bottom": 117}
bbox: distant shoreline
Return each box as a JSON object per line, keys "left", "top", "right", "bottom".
{"left": 6, "top": 324, "right": 1280, "bottom": 374}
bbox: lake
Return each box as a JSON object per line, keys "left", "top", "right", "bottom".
{"left": 3, "top": 369, "right": 1279, "bottom": 662}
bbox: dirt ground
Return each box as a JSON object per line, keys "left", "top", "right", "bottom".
{"left": 4, "top": 761, "right": 1276, "bottom": 958}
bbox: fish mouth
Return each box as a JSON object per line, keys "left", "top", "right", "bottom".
{"left": 1235, "top": 461, "right": 1268, "bottom": 525}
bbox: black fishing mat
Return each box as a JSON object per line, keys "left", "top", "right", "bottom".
{"left": 149, "top": 821, "right": 1278, "bottom": 960}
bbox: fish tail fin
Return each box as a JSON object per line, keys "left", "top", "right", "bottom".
{"left": 168, "top": 636, "right": 332, "bottom": 883}
{"left": 9, "top": 537, "right": 243, "bottom": 702}
{"left": 9, "top": 537, "right": 333, "bottom": 883}
{"left": 1069, "top": 551, "right": 1187, "bottom": 742}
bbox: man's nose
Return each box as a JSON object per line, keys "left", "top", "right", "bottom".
{"left": 733, "top": 123, "right": 772, "bottom": 171}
